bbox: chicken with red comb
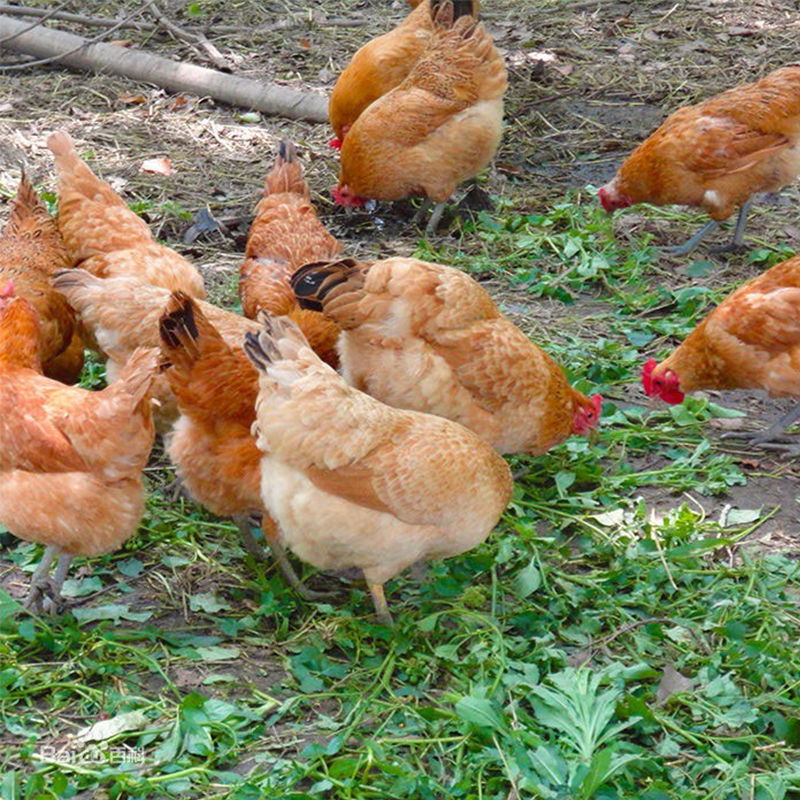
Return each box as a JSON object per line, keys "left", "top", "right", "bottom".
{"left": 641, "top": 359, "right": 685, "bottom": 406}
{"left": 640, "top": 253, "right": 800, "bottom": 451}
{"left": 598, "top": 65, "right": 800, "bottom": 255}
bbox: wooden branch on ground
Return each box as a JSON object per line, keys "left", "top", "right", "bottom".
{"left": 0, "top": 15, "right": 328, "bottom": 122}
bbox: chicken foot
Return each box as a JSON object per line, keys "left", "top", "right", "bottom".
{"left": 667, "top": 198, "right": 753, "bottom": 257}
{"left": 23, "top": 545, "right": 72, "bottom": 613}
{"left": 232, "top": 515, "right": 269, "bottom": 562}
{"left": 720, "top": 401, "right": 800, "bottom": 453}
{"left": 710, "top": 197, "right": 753, "bottom": 253}
{"left": 666, "top": 220, "right": 719, "bottom": 257}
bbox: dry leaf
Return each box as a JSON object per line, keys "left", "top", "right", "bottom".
{"left": 75, "top": 710, "right": 149, "bottom": 743}
{"left": 168, "top": 95, "right": 190, "bottom": 111}
{"left": 298, "top": 37, "right": 311, "bottom": 49}
{"left": 140, "top": 157, "right": 172, "bottom": 176}
{"left": 655, "top": 665, "right": 694, "bottom": 705}
{"left": 118, "top": 93, "right": 146, "bottom": 105}
{"left": 108, "top": 39, "right": 133, "bottom": 48}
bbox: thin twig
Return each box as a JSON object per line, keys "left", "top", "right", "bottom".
{"left": 0, "top": 5, "right": 159, "bottom": 32}
{"left": 146, "top": 0, "right": 229, "bottom": 70}
{"left": 0, "top": 6, "right": 147, "bottom": 71}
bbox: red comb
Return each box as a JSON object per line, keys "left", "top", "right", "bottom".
{"left": 329, "top": 137, "right": 343, "bottom": 150}
{"left": 591, "top": 394, "right": 602, "bottom": 416}
{"left": 641, "top": 359, "right": 656, "bottom": 395}
{"left": 0, "top": 279, "right": 14, "bottom": 298}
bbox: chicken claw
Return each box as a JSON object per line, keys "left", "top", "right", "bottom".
{"left": 22, "top": 546, "right": 72, "bottom": 614}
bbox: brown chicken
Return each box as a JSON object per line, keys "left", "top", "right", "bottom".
{"left": 157, "top": 292, "right": 325, "bottom": 598}
{"left": 50, "top": 269, "right": 248, "bottom": 431}
{"left": 0, "top": 284, "right": 158, "bottom": 611}
{"left": 243, "top": 313, "right": 512, "bottom": 624}
{"left": 333, "top": 1, "right": 507, "bottom": 232}
{"left": 47, "top": 131, "right": 206, "bottom": 298}
{"left": 328, "top": 0, "right": 478, "bottom": 147}
{"left": 0, "top": 174, "right": 83, "bottom": 383}
{"left": 238, "top": 141, "right": 342, "bottom": 368}
{"left": 642, "top": 254, "right": 800, "bottom": 451}
{"left": 598, "top": 66, "right": 800, "bottom": 255}
{"left": 291, "top": 257, "right": 601, "bottom": 455}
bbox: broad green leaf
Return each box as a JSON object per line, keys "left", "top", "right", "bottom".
{"left": 72, "top": 604, "right": 152, "bottom": 624}
{"left": 454, "top": 695, "right": 507, "bottom": 732}
{"left": 515, "top": 558, "right": 541, "bottom": 597}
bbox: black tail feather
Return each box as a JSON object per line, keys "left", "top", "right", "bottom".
{"left": 277, "top": 139, "right": 296, "bottom": 163}
{"left": 290, "top": 258, "right": 360, "bottom": 312}
{"left": 430, "top": 0, "right": 475, "bottom": 24}
{"left": 158, "top": 291, "right": 198, "bottom": 350}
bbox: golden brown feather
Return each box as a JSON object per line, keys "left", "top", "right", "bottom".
{"left": 0, "top": 174, "right": 83, "bottom": 383}
{"left": 243, "top": 313, "right": 512, "bottom": 623}
{"left": 47, "top": 130, "right": 206, "bottom": 298}
{"left": 599, "top": 66, "right": 800, "bottom": 249}
{"left": 0, "top": 292, "right": 157, "bottom": 610}
{"left": 238, "top": 141, "right": 342, "bottom": 368}
{"left": 334, "top": 3, "right": 506, "bottom": 208}
{"left": 290, "top": 257, "right": 601, "bottom": 455}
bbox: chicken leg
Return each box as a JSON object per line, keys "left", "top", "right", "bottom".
{"left": 667, "top": 198, "right": 753, "bottom": 257}
{"left": 410, "top": 199, "right": 447, "bottom": 235}
{"left": 720, "top": 401, "right": 800, "bottom": 453}
{"left": 23, "top": 546, "right": 72, "bottom": 613}
{"left": 366, "top": 580, "right": 394, "bottom": 626}
{"left": 260, "top": 515, "right": 337, "bottom": 602}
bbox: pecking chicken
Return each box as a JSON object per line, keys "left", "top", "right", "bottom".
{"left": 157, "top": 291, "right": 326, "bottom": 598}
{"left": 243, "top": 313, "right": 512, "bottom": 624}
{"left": 0, "top": 283, "right": 158, "bottom": 611}
{"left": 47, "top": 130, "right": 206, "bottom": 298}
{"left": 51, "top": 269, "right": 247, "bottom": 431}
{"left": 0, "top": 174, "right": 83, "bottom": 383}
{"left": 291, "top": 257, "right": 601, "bottom": 454}
{"left": 333, "top": 0, "right": 506, "bottom": 233}
{"left": 598, "top": 66, "right": 800, "bottom": 255}
{"left": 238, "top": 141, "right": 343, "bottom": 368}
{"left": 328, "top": 0, "right": 478, "bottom": 148}
{"left": 641, "top": 253, "right": 800, "bottom": 451}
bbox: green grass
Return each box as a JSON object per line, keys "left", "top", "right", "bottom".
{"left": 1, "top": 197, "right": 799, "bottom": 799}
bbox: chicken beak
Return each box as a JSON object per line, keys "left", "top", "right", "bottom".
{"left": 587, "top": 427, "right": 600, "bottom": 447}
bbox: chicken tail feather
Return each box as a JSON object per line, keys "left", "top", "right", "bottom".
{"left": 263, "top": 139, "right": 308, "bottom": 197}
{"left": 431, "top": 0, "right": 477, "bottom": 21}
{"left": 244, "top": 313, "right": 307, "bottom": 374}
{"left": 7, "top": 171, "right": 47, "bottom": 227}
{"left": 158, "top": 291, "right": 222, "bottom": 368}
{"left": 50, "top": 267, "right": 103, "bottom": 297}
{"left": 46, "top": 130, "right": 76, "bottom": 160}
{"left": 290, "top": 258, "right": 362, "bottom": 313}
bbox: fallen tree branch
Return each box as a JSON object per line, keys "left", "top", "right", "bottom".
{"left": 0, "top": 14, "right": 328, "bottom": 122}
